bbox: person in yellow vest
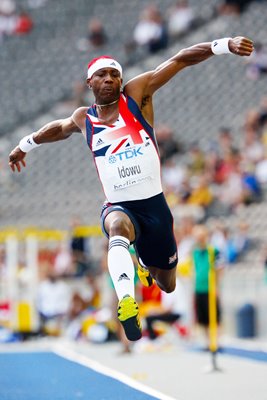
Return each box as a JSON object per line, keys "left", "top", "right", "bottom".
{"left": 192, "top": 225, "right": 224, "bottom": 348}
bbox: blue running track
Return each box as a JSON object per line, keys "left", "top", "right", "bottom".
{"left": 0, "top": 351, "right": 161, "bottom": 400}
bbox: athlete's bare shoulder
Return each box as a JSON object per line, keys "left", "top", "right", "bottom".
{"left": 124, "top": 71, "right": 152, "bottom": 105}
{"left": 71, "top": 106, "right": 88, "bottom": 135}
{"left": 125, "top": 72, "right": 154, "bottom": 126}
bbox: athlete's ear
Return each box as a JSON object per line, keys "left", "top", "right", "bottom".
{"left": 120, "top": 78, "right": 123, "bottom": 91}
{"left": 87, "top": 78, "right": 92, "bottom": 89}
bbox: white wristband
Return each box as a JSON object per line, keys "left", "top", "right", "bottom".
{"left": 19, "top": 133, "right": 41, "bottom": 153}
{"left": 211, "top": 38, "right": 232, "bottom": 55}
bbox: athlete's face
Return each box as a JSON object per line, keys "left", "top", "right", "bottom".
{"left": 87, "top": 68, "right": 122, "bottom": 104}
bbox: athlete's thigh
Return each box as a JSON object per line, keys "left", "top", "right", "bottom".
{"left": 134, "top": 207, "right": 178, "bottom": 290}
{"left": 135, "top": 214, "right": 177, "bottom": 270}
{"left": 148, "top": 265, "right": 177, "bottom": 291}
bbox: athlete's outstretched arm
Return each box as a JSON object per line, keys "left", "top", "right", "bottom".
{"left": 9, "top": 107, "right": 86, "bottom": 172}
{"left": 126, "top": 36, "right": 254, "bottom": 99}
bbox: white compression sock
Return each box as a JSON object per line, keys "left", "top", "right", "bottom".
{"left": 108, "top": 235, "right": 135, "bottom": 301}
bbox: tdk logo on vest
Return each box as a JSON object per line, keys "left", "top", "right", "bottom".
{"left": 109, "top": 147, "right": 143, "bottom": 163}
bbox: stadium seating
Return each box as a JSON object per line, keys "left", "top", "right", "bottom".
{"left": 0, "top": 0, "right": 221, "bottom": 136}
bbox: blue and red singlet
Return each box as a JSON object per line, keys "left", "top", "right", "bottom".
{"left": 86, "top": 93, "right": 162, "bottom": 203}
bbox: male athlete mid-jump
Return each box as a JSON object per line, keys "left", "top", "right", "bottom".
{"left": 9, "top": 36, "right": 253, "bottom": 340}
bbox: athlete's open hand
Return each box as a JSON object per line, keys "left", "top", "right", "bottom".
{"left": 229, "top": 37, "right": 254, "bottom": 57}
{"left": 9, "top": 146, "right": 26, "bottom": 172}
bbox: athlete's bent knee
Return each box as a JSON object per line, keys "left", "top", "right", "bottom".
{"left": 157, "top": 277, "right": 176, "bottom": 293}
{"left": 162, "top": 280, "right": 176, "bottom": 293}
{"left": 109, "top": 217, "right": 131, "bottom": 239}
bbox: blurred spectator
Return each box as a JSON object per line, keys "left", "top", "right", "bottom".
{"left": 204, "top": 148, "right": 221, "bottom": 184}
{"left": 37, "top": 270, "right": 71, "bottom": 335}
{"left": 0, "top": 0, "right": 17, "bottom": 39}
{"left": 77, "top": 17, "right": 107, "bottom": 52}
{"left": 14, "top": 10, "right": 33, "bottom": 35}
{"left": 27, "top": 0, "right": 48, "bottom": 9}
{"left": 210, "top": 221, "right": 238, "bottom": 264}
{"left": 258, "top": 97, "right": 267, "bottom": 139}
{"left": 218, "top": 161, "right": 246, "bottom": 211}
{"left": 187, "top": 174, "right": 214, "bottom": 214}
{"left": 128, "top": 4, "right": 168, "bottom": 58}
{"left": 0, "top": 0, "right": 16, "bottom": 15}
{"left": 214, "top": 147, "right": 240, "bottom": 185}
{"left": 241, "top": 163, "right": 262, "bottom": 204}
{"left": 209, "top": 221, "right": 228, "bottom": 257}
{"left": 205, "top": 128, "right": 235, "bottom": 183}
{"left": 173, "top": 202, "right": 206, "bottom": 223}
{"left": 0, "top": 2, "right": 33, "bottom": 40}
{"left": 255, "top": 151, "right": 267, "bottom": 186}
{"left": 187, "top": 143, "right": 206, "bottom": 176}
{"left": 218, "top": 0, "right": 253, "bottom": 15}
{"left": 65, "top": 274, "right": 102, "bottom": 340}
{"left": 246, "top": 43, "right": 267, "bottom": 80}
{"left": 244, "top": 108, "right": 260, "bottom": 132}
{"left": 232, "top": 220, "right": 250, "bottom": 256}
{"left": 156, "top": 123, "right": 182, "bottom": 163}
{"left": 70, "top": 217, "right": 94, "bottom": 277}
{"left": 162, "top": 157, "right": 187, "bottom": 196}
{"left": 166, "top": 0, "right": 195, "bottom": 39}
{"left": 87, "top": 18, "right": 107, "bottom": 48}
{"left": 242, "top": 125, "right": 264, "bottom": 164}
{"left": 145, "top": 277, "right": 187, "bottom": 340}
{"left": 209, "top": 219, "right": 250, "bottom": 264}
{"left": 217, "top": 127, "right": 235, "bottom": 157}
{"left": 192, "top": 225, "right": 223, "bottom": 346}
{"left": 54, "top": 242, "right": 73, "bottom": 277}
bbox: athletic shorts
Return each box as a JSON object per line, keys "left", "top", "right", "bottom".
{"left": 100, "top": 192, "right": 178, "bottom": 270}
{"left": 195, "top": 293, "right": 221, "bottom": 326}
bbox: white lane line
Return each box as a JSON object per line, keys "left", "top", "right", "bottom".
{"left": 54, "top": 344, "right": 179, "bottom": 400}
